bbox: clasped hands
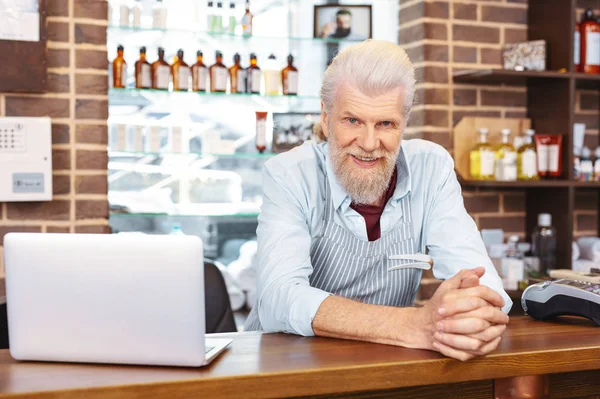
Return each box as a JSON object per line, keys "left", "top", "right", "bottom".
{"left": 416, "top": 267, "right": 509, "bottom": 361}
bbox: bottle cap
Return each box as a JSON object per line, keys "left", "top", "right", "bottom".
{"left": 585, "top": 8, "right": 595, "bottom": 21}
{"left": 524, "top": 129, "right": 535, "bottom": 136}
{"left": 538, "top": 213, "right": 551, "bottom": 227}
{"left": 208, "top": 1, "right": 213, "bottom": 6}
{"left": 117, "top": 44, "right": 124, "bottom": 51}
{"left": 216, "top": 51, "right": 223, "bottom": 58}
{"left": 140, "top": 46, "right": 146, "bottom": 53}
{"left": 197, "top": 50, "right": 203, "bottom": 57}
{"left": 230, "top": 2, "right": 235, "bottom": 7}
{"left": 478, "top": 127, "right": 489, "bottom": 135}
{"left": 508, "top": 235, "right": 520, "bottom": 243}
{"left": 287, "top": 54, "right": 294, "bottom": 63}
{"left": 583, "top": 146, "right": 592, "bottom": 158}
{"left": 500, "top": 128, "right": 511, "bottom": 136}
{"left": 234, "top": 53, "right": 241, "bottom": 62}
{"left": 250, "top": 53, "right": 257, "bottom": 59}
{"left": 268, "top": 54, "right": 276, "bottom": 60}
{"left": 177, "top": 49, "right": 184, "bottom": 58}
{"left": 158, "top": 47, "right": 165, "bottom": 54}
{"left": 217, "top": 2, "right": 223, "bottom": 7}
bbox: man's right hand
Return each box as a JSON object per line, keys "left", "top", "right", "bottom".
{"left": 413, "top": 268, "right": 509, "bottom": 361}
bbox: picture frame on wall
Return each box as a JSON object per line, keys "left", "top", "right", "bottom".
{"left": 313, "top": 4, "right": 372, "bottom": 42}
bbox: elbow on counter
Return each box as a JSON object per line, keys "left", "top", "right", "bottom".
{"left": 257, "top": 278, "right": 326, "bottom": 337}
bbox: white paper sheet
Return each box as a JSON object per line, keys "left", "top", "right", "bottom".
{"left": 0, "top": 10, "right": 40, "bottom": 42}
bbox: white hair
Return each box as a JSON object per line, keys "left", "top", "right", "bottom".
{"left": 315, "top": 40, "right": 416, "bottom": 141}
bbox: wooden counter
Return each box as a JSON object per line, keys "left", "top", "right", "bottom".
{"left": 0, "top": 316, "right": 599, "bottom": 399}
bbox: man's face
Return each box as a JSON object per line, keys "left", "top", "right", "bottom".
{"left": 322, "top": 82, "right": 405, "bottom": 205}
{"left": 336, "top": 14, "right": 352, "bottom": 30}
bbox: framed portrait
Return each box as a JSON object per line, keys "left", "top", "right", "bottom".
{"left": 272, "top": 113, "right": 319, "bottom": 153}
{"left": 313, "top": 4, "right": 372, "bottom": 42}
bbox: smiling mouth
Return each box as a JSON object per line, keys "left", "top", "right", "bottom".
{"left": 350, "top": 154, "right": 379, "bottom": 167}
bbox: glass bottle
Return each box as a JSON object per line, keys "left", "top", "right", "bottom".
{"left": 112, "top": 44, "right": 127, "bottom": 88}
{"left": 131, "top": 0, "right": 142, "bottom": 28}
{"left": 192, "top": 50, "right": 209, "bottom": 92}
{"left": 172, "top": 49, "right": 191, "bottom": 91}
{"left": 229, "top": 53, "right": 246, "bottom": 94}
{"left": 135, "top": 46, "right": 151, "bottom": 89}
{"left": 594, "top": 147, "right": 600, "bottom": 182}
{"left": 119, "top": 1, "right": 130, "bottom": 27}
{"left": 210, "top": 51, "right": 228, "bottom": 93}
{"left": 152, "top": 0, "right": 167, "bottom": 29}
{"left": 241, "top": 0, "right": 252, "bottom": 36}
{"left": 264, "top": 54, "right": 280, "bottom": 96}
{"left": 581, "top": 146, "right": 594, "bottom": 181}
{"left": 282, "top": 54, "right": 298, "bottom": 96}
{"left": 531, "top": 213, "right": 556, "bottom": 277}
{"left": 517, "top": 129, "right": 539, "bottom": 180}
{"left": 151, "top": 47, "right": 171, "bottom": 90}
{"left": 495, "top": 128, "right": 517, "bottom": 181}
{"left": 215, "top": 2, "right": 224, "bottom": 33}
{"left": 228, "top": 2, "right": 237, "bottom": 34}
{"left": 246, "top": 53, "right": 261, "bottom": 94}
{"left": 207, "top": 1, "right": 215, "bottom": 33}
{"left": 469, "top": 128, "right": 494, "bottom": 180}
{"left": 502, "top": 235, "right": 525, "bottom": 291}
{"left": 580, "top": 8, "right": 600, "bottom": 74}
{"left": 575, "top": 20, "right": 581, "bottom": 72}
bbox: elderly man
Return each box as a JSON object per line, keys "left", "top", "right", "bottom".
{"left": 245, "top": 40, "right": 512, "bottom": 361}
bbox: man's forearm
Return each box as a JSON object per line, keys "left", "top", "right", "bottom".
{"left": 311, "top": 296, "right": 433, "bottom": 350}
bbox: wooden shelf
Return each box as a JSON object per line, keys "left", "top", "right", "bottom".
{"left": 573, "top": 72, "right": 600, "bottom": 89}
{"left": 459, "top": 178, "right": 600, "bottom": 189}
{"left": 453, "top": 69, "right": 571, "bottom": 86}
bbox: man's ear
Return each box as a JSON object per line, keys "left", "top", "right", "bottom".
{"left": 321, "top": 101, "right": 329, "bottom": 138}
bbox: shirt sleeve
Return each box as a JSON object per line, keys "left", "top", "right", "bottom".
{"left": 424, "top": 154, "right": 513, "bottom": 314}
{"left": 255, "top": 165, "right": 332, "bottom": 335}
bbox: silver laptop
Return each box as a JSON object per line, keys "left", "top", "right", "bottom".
{"left": 3, "top": 233, "right": 232, "bottom": 367}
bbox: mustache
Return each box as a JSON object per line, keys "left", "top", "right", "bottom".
{"left": 343, "top": 148, "right": 394, "bottom": 160}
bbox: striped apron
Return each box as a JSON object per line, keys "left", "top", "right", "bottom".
{"left": 245, "top": 168, "right": 422, "bottom": 331}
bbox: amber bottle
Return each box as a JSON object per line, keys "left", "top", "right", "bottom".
{"left": 246, "top": 53, "right": 261, "bottom": 94}
{"left": 151, "top": 47, "right": 171, "bottom": 90}
{"left": 580, "top": 9, "right": 600, "bottom": 74}
{"left": 172, "top": 49, "right": 191, "bottom": 91}
{"left": 229, "top": 53, "right": 246, "bottom": 93}
{"left": 210, "top": 51, "right": 228, "bottom": 93}
{"left": 192, "top": 51, "right": 209, "bottom": 92}
{"left": 112, "top": 44, "right": 127, "bottom": 88}
{"left": 135, "top": 47, "right": 151, "bottom": 89}
{"left": 281, "top": 54, "right": 298, "bottom": 96}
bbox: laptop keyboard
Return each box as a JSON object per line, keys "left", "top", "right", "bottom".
{"left": 205, "top": 346, "right": 215, "bottom": 354}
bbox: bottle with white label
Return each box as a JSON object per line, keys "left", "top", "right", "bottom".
{"left": 119, "top": 1, "right": 131, "bottom": 27}
{"left": 581, "top": 8, "right": 600, "bottom": 74}
{"left": 469, "top": 128, "right": 495, "bottom": 181}
{"left": 581, "top": 146, "right": 594, "bottom": 181}
{"left": 172, "top": 49, "right": 191, "bottom": 91}
{"left": 209, "top": 51, "right": 228, "bottom": 93}
{"left": 241, "top": 0, "right": 252, "bottom": 35}
{"left": 282, "top": 54, "right": 298, "bottom": 96}
{"left": 112, "top": 44, "right": 127, "bottom": 88}
{"left": 575, "top": 21, "right": 581, "bottom": 72}
{"left": 264, "top": 54, "right": 280, "bottom": 96}
{"left": 151, "top": 47, "right": 171, "bottom": 90}
{"left": 517, "top": 129, "right": 539, "bottom": 180}
{"left": 594, "top": 147, "right": 600, "bottom": 182}
{"left": 501, "top": 235, "right": 525, "bottom": 291}
{"left": 229, "top": 53, "right": 246, "bottom": 93}
{"left": 246, "top": 53, "right": 261, "bottom": 94}
{"left": 135, "top": 47, "right": 152, "bottom": 89}
{"left": 495, "top": 128, "right": 517, "bottom": 181}
{"left": 152, "top": 0, "right": 168, "bottom": 29}
{"left": 131, "top": 0, "right": 142, "bottom": 28}
{"left": 192, "top": 50, "right": 209, "bottom": 92}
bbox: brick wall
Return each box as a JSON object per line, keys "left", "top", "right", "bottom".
{"left": 0, "top": 0, "right": 110, "bottom": 274}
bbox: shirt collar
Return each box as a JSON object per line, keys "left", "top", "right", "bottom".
{"left": 324, "top": 142, "right": 412, "bottom": 212}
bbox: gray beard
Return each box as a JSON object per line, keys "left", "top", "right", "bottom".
{"left": 328, "top": 130, "right": 398, "bottom": 206}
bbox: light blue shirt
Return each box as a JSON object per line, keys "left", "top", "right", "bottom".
{"left": 256, "top": 139, "right": 513, "bottom": 336}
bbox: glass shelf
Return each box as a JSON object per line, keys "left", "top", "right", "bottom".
{"left": 109, "top": 88, "right": 321, "bottom": 112}
{"left": 108, "top": 24, "right": 359, "bottom": 44}
{"left": 110, "top": 211, "right": 259, "bottom": 218}
{"left": 110, "top": 150, "right": 277, "bottom": 159}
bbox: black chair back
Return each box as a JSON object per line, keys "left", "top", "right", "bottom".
{"left": 204, "top": 260, "right": 237, "bottom": 333}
